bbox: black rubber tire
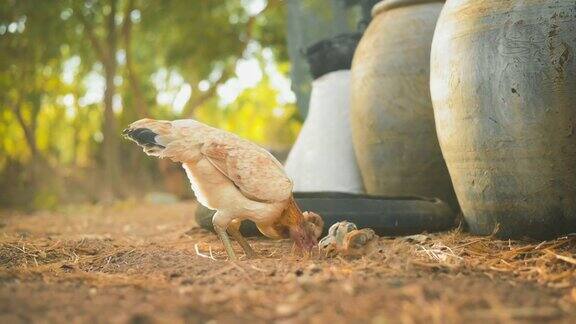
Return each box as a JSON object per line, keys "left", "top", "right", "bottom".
{"left": 194, "top": 192, "right": 456, "bottom": 237}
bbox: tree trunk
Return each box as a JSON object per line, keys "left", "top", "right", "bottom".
{"left": 122, "top": 0, "right": 148, "bottom": 119}
{"left": 14, "top": 109, "right": 39, "bottom": 159}
{"left": 11, "top": 94, "right": 39, "bottom": 160}
{"left": 102, "top": 0, "right": 122, "bottom": 198}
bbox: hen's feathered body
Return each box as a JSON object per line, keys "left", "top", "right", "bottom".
{"left": 123, "top": 118, "right": 317, "bottom": 259}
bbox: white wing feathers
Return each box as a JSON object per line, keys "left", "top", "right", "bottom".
{"left": 160, "top": 120, "right": 293, "bottom": 203}
{"left": 201, "top": 140, "right": 293, "bottom": 203}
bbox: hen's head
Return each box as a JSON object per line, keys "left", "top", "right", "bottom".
{"left": 288, "top": 221, "right": 318, "bottom": 253}
{"left": 281, "top": 200, "right": 320, "bottom": 253}
{"left": 256, "top": 200, "right": 322, "bottom": 253}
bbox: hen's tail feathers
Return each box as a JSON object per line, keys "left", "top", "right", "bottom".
{"left": 122, "top": 127, "right": 166, "bottom": 155}
{"left": 124, "top": 118, "right": 208, "bottom": 161}
{"left": 123, "top": 128, "right": 165, "bottom": 148}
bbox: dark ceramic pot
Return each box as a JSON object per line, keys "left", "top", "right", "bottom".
{"left": 431, "top": 0, "right": 576, "bottom": 239}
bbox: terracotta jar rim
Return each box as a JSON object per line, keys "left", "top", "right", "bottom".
{"left": 372, "top": 0, "right": 444, "bottom": 17}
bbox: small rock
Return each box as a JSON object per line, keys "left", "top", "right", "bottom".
{"left": 276, "top": 303, "right": 296, "bottom": 316}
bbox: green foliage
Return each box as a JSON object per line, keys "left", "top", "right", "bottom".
{"left": 0, "top": 0, "right": 299, "bottom": 208}
{"left": 195, "top": 75, "right": 301, "bottom": 150}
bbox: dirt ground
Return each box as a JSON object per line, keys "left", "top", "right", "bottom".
{"left": 1, "top": 201, "right": 575, "bottom": 323}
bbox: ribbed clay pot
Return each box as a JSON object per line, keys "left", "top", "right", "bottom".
{"left": 431, "top": 0, "right": 576, "bottom": 239}
{"left": 351, "top": 0, "right": 457, "bottom": 210}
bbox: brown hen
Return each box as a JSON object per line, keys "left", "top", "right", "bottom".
{"left": 123, "top": 118, "right": 318, "bottom": 260}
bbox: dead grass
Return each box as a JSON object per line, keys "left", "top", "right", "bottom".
{"left": 397, "top": 230, "right": 576, "bottom": 289}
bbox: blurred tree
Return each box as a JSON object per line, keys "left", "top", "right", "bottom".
{"left": 122, "top": 0, "right": 148, "bottom": 118}
{"left": 135, "top": 0, "right": 285, "bottom": 117}
{"left": 0, "top": 0, "right": 299, "bottom": 209}
{"left": 73, "top": 0, "right": 125, "bottom": 198}
{"left": 0, "top": 0, "right": 73, "bottom": 208}
{"left": 0, "top": 1, "right": 69, "bottom": 162}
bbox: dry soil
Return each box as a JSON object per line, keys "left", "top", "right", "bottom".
{"left": 0, "top": 201, "right": 575, "bottom": 323}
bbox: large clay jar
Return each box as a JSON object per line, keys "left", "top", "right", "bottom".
{"left": 351, "top": 0, "right": 457, "bottom": 210}
{"left": 431, "top": 0, "right": 576, "bottom": 239}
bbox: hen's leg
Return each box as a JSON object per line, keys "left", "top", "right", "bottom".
{"left": 228, "top": 219, "right": 257, "bottom": 259}
{"left": 212, "top": 212, "right": 237, "bottom": 261}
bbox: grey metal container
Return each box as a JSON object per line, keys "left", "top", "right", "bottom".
{"left": 430, "top": 0, "right": 576, "bottom": 239}
{"left": 350, "top": 0, "right": 458, "bottom": 211}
